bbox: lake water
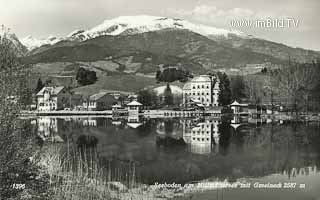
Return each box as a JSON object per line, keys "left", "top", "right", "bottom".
{"left": 32, "top": 116, "right": 320, "bottom": 199}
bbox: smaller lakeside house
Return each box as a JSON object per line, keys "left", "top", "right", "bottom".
{"left": 83, "top": 92, "right": 118, "bottom": 111}
{"left": 37, "top": 86, "right": 71, "bottom": 111}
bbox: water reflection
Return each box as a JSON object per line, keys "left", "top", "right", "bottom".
{"left": 32, "top": 116, "right": 320, "bottom": 187}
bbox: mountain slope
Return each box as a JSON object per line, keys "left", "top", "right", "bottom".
{"left": 23, "top": 29, "right": 284, "bottom": 74}
{"left": 210, "top": 34, "right": 320, "bottom": 63}
{"left": 0, "top": 29, "right": 28, "bottom": 56}
{"left": 22, "top": 15, "right": 320, "bottom": 66}
{"left": 21, "top": 15, "right": 245, "bottom": 51}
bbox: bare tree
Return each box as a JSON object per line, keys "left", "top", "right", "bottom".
{"left": 275, "top": 62, "right": 319, "bottom": 114}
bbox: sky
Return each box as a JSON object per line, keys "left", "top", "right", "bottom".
{"left": 1, "top": 0, "right": 319, "bottom": 50}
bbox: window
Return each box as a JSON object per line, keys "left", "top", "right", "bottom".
{"left": 202, "top": 85, "right": 204, "bottom": 88}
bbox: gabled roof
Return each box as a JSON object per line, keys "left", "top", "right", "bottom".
{"left": 230, "top": 100, "right": 248, "bottom": 107}
{"left": 127, "top": 100, "right": 142, "bottom": 106}
{"left": 37, "top": 86, "right": 65, "bottom": 96}
{"left": 89, "top": 92, "right": 109, "bottom": 101}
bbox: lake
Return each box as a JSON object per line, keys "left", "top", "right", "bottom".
{"left": 32, "top": 116, "right": 320, "bottom": 199}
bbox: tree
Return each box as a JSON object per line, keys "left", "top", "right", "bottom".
{"left": 35, "top": 78, "right": 45, "bottom": 93}
{"left": 156, "top": 66, "right": 192, "bottom": 83}
{"left": 275, "top": 62, "right": 320, "bottom": 113}
{"left": 217, "top": 72, "right": 232, "bottom": 106}
{"left": 137, "top": 89, "right": 157, "bottom": 109}
{"left": 230, "top": 75, "right": 246, "bottom": 101}
{"left": 244, "top": 76, "right": 263, "bottom": 105}
{"left": 0, "top": 29, "right": 47, "bottom": 199}
{"left": 163, "top": 83, "right": 174, "bottom": 106}
{"left": 76, "top": 67, "right": 97, "bottom": 86}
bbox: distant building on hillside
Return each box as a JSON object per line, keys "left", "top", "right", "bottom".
{"left": 36, "top": 86, "right": 71, "bottom": 111}
{"left": 182, "top": 75, "right": 220, "bottom": 107}
{"left": 83, "top": 92, "right": 118, "bottom": 111}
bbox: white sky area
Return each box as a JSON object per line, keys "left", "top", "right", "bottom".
{"left": 0, "top": 0, "right": 319, "bottom": 50}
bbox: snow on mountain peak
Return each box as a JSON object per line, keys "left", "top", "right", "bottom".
{"left": 71, "top": 15, "right": 245, "bottom": 40}
{"left": 20, "top": 15, "right": 245, "bottom": 50}
{"left": 21, "top": 35, "right": 62, "bottom": 50}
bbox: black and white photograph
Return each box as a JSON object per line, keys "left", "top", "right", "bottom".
{"left": 1, "top": 0, "right": 320, "bottom": 199}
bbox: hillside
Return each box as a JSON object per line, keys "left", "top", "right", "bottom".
{"left": 23, "top": 29, "right": 285, "bottom": 74}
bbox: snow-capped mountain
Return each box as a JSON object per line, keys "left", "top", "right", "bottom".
{"left": 0, "top": 28, "right": 28, "bottom": 55}
{"left": 69, "top": 15, "right": 245, "bottom": 41}
{"left": 21, "top": 15, "right": 246, "bottom": 50}
{"left": 21, "top": 35, "right": 62, "bottom": 51}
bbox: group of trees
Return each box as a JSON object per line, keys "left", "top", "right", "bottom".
{"left": 156, "top": 67, "right": 193, "bottom": 83}
{"left": 76, "top": 67, "right": 97, "bottom": 86}
{"left": 0, "top": 31, "right": 48, "bottom": 199}
{"left": 219, "top": 61, "right": 320, "bottom": 113}
{"left": 217, "top": 72, "right": 232, "bottom": 106}
{"left": 137, "top": 89, "right": 158, "bottom": 109}
{"left": 273, "top": 61, "right": 320, "bottom": 112}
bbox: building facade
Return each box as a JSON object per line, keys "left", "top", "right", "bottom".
{"left": 83, "top": 92, "right": 118, "bottom": 111}
{"left": 182, "top": 75, "right": 220, "bottom": 107}
{"left": 36, "top": 86, "right": 71, "bottom": 111}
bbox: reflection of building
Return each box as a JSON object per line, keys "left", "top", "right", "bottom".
{"left": 37, "top": 86, "right": 71, "bottom": 111}
{"left": 127, "top": 115, "right": 143, "bottom": 128}
{"left": 37, "top": 117, "right": 63, "bottom": 142}
{"left": 83, "top": 118, "right": 97, "bottom": 127}
{"left": 183, "top": 119, "right": 220, "bottom": 155}
{"left": 182, "top": 75, "right": 220, "bottom": 107}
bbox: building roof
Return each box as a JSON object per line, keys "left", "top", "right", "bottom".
{"left": 89, "top": 92, "right": 108, "bottom": 101}
{"left": 112, "top": 104, "right": 122, "bottom": 108}
{"left": 182, "top": 82, "right": 192, "bottom": 90}
{"left": 191, "top": 75, "right": 212, "bottom": 82}
{"left": 230, "top": 100, "right": 248, "bottom": 107}
{"left": 127, "top": 100, "right": 142, "bottom": 106}
{"left": 36, "top": 86, "right": 65, "bottom": 96}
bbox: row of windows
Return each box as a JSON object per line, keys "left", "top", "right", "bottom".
{"left": 192, "top": 137, "right": 210, "bottom": 141}
{"left": 185, "top": 92, "right": 218, "bottom": 96}
{"left": 193, "top": 131, "right": 210, "bottom": 135}
{"left": 39, "top": 103, "right": 56, "bottom": 107}
{"left": 186, "top": 92, "right": 210, "bottom": 96}
{"left": 192, "top": 85, "right": 210, "bottom": 89}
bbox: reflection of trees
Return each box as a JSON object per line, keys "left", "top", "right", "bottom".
{"left": 76, "top": 135, "right": 98, "bottom": 150}
{"left": 164, "top": 120, "right": 174, "bottom": 135}
{"left": 136, "top": 119, "right": 154, "bottom": 137}
{"left": 218, "top": 121, "right": 232, "bottom": 156}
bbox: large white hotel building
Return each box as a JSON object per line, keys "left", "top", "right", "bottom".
{"left": 182, "top": 75, "right": 220, "bottom": 107}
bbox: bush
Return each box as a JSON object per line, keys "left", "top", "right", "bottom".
{"left": 76, "top": 67, "right": 97, "bottom": 86}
